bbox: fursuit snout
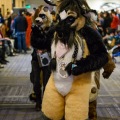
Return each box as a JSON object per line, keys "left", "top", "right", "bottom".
{"left": 55, "top": 20, "right": 75, "bottom": 46}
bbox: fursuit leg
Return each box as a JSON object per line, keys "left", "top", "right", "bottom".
{"left": 65, "top": 73, "right": 91, "bottom": 120}
{"left": 41, "top": 74, "right": 65, "bottom": 120}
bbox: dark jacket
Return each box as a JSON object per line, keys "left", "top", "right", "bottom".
{"left": 31, "top": 25, "right": 55, "bottom": 61}
{"left": 13, "top": 15, "right": 28, "bottom": 32}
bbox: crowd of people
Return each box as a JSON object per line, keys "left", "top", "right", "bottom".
{"left": 0, "top": 7, "right": 58, "bottom": 69}
{"left": 94, "top": 10, "right": 120, "bottom": 49}
{"left": 0, "top": 9, "right": 33, "bottom": 69}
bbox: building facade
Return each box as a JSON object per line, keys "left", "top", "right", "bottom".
{"left": 0, "top": 0, "right": 25, "bottom": 17}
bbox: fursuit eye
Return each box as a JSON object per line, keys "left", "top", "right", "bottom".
{"left": 39, "top": 14, "right": 46, "bottom": 19}
{"left": 43, "top": 6, "right": 48, "bottom": 12}
{"left": 66, "top": 16, "right": 76, "bottom": 25}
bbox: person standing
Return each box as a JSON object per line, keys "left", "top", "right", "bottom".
{"left": 29, "top": 6, "right": 53, "bottom": 111}
{"left": 110, "top": 11, "right": 119, "bottom": 34}
{"left": 103, "top": 12, "right": 112, "bottom": 36}
{"left": 13, "top": 10, "right": 28, "bottom": 53}
{"left": 25, "top": 12, "right": 32, "bottom": 50}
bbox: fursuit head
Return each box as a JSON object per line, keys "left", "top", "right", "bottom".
{"left": 54, "top": 0, "right": 90, "bottom": 43}
{"left": 35, "top": 5, "right": 52, "bottom": 29}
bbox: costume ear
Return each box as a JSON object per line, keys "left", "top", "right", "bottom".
{"left": 71, "top": 16, "right": 85, "bottom": 31}
{"left": 43, "top": 6, "right": 49, "bottom": 12}
{"left": 44, "top": 0, "right": 56, "bottom": 6}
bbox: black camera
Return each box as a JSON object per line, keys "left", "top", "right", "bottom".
{"left": 37, "top": 52, "right": 51, "bottom": 67}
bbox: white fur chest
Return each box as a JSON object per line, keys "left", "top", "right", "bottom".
{"left": 51, "top": 40, "right": 83, "bottom": 96}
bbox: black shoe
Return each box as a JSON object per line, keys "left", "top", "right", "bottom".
{"left": 24, "top": 51, "right": 27, "bottom": 54}
{"left": 40, "top": 112, "right": 51, "bottom": 120}
{"left": 9, "top": 53, "right": 16, "bottom": 56}
{"left": 29, "top": 93, "right": 37, "bottom": 102}
{"left": 3, "top": 60, "right": 9, "bottom": 63}
{"left": 35, "top": 102, "right": 41, "bottom": 111}
{"left": 0, "top": 60, "right": 7, "bottom": 64}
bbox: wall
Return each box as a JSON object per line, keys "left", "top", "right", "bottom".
{"left": 25, "top": 0, "right": 53, "bottom": 13}
{"left": 15, "top": 0, "right": 25, "bottom": 8}
{"left": 0, "top": 0, "right": 12, "bottom": 16}
{"left": 0, "top": 0, "right": 25, "bottom": 17}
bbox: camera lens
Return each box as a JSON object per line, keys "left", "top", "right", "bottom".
{"left": 42, "top": 58, "right": 48, "bottom": 65}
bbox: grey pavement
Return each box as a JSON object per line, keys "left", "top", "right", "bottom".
{"left": 0, "top": 51, "right": 120, "bottom": 120}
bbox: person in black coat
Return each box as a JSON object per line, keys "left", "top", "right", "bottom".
{"left": 29, "top": 5, "right": 54, "bottom": 111}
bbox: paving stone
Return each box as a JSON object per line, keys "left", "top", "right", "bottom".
{"left": 0, "top": 52, "right": 120, "bottom": 119}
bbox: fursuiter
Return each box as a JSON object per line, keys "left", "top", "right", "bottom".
{"left": 86, "top": 9, "right": 116, "bottom": 120}
{"left": 40, "top": 0, "right": 109, "bottom": 120}
{"left": 29, "top": 5, "right": 54, "bottom": 111}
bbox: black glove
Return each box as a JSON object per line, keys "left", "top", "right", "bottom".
{"left": 102, "top": 71, "right": 113, "bottom": 79}
{"left": 31, "top": 25, "right": 45, "bottom": 37}
{"left": 65, "top": 62, "right": 72, "bottom": 76}
{"left": 72, "top": 66, "right": 83, "bottom": 76}
{"left": 65, "top": 62, "right": 83, "bottom": 76}
{"left": 31, "top": 25, "right": 47, "bottom": 50}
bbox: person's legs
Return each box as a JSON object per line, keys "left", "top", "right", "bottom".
{"left": 0, "top": 40, "right": 9, "bottom": 64}
{"left": 16, "top": 33, "right": 22, "bottom": 53}
{"left": 21, "top": 32, "right": 27, "bottom": 53}
{"left": 9, "top": 39, "right": 15, "bottom": 55}
{"left": 32, "top": 60, "right": 42, "bottom": 111}
{"left": 65, "top": 74, "right": 91, "bottom": 120}
{"left": 26, "top": 30, "right": 31, "bottom": 49}
{"left": 0, "top": 43, "right": 4, "bottom": 67}
{"left": 6, "top": 40, "right": 13, "bottom": 56}
{"left": 14, "top": 37, "right": 18, "bottom": 51}
{"left": 41, "top": 75, "right": 65, "bottom": 119}
{"left": 42, "top": 66, "right": 51, "bottom": 94}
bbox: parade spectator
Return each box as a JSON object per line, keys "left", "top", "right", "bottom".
{"left": 110, "top": 11, "right": 119, "bottom": 34}
{"left": 25, "top": 12, "right": 32, "bottom": 50}
{"left": 12, "top": 10, "right": 28, "bottom": 53}
{"left": 5, "top": 11, "right": 12, "bottom": 38}
{"left": 103, "top": 12, "right": 112, "bottom": 36}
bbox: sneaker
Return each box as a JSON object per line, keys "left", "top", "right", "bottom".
{"left": 0, "top": 60, "right": 7, "bottom": 64}
{"left": 3, "top": 59, "right": 9, "bottom": 63}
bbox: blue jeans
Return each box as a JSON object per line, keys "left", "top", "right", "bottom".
{"left": 16, "top": 32, "right": 26, "bottom": 52}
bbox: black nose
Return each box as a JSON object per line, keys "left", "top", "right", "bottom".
{"left": 36, "top": 20, "right": 39, "bottom": 23}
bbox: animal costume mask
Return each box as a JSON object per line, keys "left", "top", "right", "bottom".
{"left": 35, "top": 5, "right": 52, "bottom": 29}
